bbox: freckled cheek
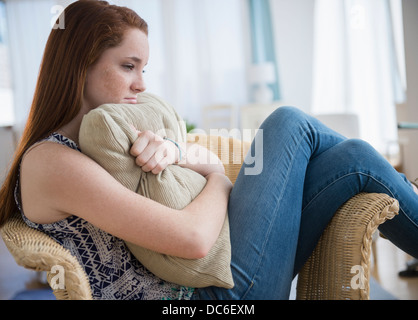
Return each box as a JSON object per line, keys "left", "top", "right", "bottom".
{"left": 101, "top": 70, "right": 129, "bottom": 100}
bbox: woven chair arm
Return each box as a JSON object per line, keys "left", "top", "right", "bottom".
{"left": 296, "top": 192, "right": 399, "bottom": 300}
{"left": 0, "top": 213, "right": 93, "bottom": 300}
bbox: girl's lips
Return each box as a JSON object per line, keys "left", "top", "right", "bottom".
{"left": 124, "top": 98, "right": 138, "bottom": 104}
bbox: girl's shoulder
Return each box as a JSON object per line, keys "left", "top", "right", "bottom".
{"left": 19, "top": 134, "right": 93, "bottom": 224}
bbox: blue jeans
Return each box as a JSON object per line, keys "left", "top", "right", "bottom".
{"left": 193, "top": 107, "right": 418, "bottom": 300}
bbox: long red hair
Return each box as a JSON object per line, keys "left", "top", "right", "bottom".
{"left": 0, "top": 0, "right": 148, "bottom": 226}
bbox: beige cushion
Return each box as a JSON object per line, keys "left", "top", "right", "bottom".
{"left": 78, "top": 92, "right": 234, "bottom": 289}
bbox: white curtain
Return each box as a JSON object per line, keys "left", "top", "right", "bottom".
{"left": 7, "top": 0, "right": 249, "bottom": 134}
{"left": 311, "top": 0, "right": 406, "bottom": 154}
{"left": 6, "top": 0, "right": 55, "bottom": 134}
{"left": 94, "top": 0, "right": 249, "bottom": 129}
{"left": 122, "top": 0, "right": 249, "bottom": 129}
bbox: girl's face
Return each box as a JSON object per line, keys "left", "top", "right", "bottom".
{"left": 83, "top": 28, "right": 149, "bottom": 110}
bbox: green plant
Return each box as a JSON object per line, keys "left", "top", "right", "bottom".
{"left": 184, "top": 119, "right": 196, "bottom": 133}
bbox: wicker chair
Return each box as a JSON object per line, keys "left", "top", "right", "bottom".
{"left": 0, "top": 134, "right": 399, "bottom": 300}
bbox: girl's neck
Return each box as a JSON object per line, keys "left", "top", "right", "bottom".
{"left": 58, "top": 104, "right": 90, "bottom": 145}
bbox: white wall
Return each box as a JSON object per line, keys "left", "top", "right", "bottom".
{"left": 398, "top": 0, "right": 418, "bottom": 180}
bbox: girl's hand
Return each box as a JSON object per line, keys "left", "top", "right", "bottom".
{"left": 130, "top": 128, "right": 180, "bottom": 174}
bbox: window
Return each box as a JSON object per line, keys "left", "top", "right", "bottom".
{"left": 0, "top": 0, "right": 15, "bottom": 127}
{"left": 311, "top": 0, "right": 405, "bottom": 154}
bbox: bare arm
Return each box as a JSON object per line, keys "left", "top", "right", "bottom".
{"left": 21, "top": 142, "right": 232, "bottom": 259}
{"left": 177, "top": 142, "right": 225, "bottom": 177}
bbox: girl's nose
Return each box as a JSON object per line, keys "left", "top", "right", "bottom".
{"left": 132, "top": 75, "right": 146, "bottom": 93}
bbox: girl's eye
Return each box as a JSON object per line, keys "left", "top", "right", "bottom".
{"left": 123, "top": 64, "right": 135, "bottom": 71}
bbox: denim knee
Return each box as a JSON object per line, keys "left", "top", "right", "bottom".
{"left": 339, "top": 139, "right": 377, "bottom": 160}
{"left": 333, "top": 139, "right": 391, "bottom": 176}
{"left": 261, "top": 106, "right": 308, "bottom": 131}
{"left": 270, "top": 106, "right": 305, "bottom": 122}
{"left": 341, "top": 138, "right": 372, "bottom": 152}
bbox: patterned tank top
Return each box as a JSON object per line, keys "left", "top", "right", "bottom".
{"left": 14, "top": 132, "right": 194, "bottom": 300}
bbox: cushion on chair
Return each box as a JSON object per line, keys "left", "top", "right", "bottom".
{"left": 78, "top": 92, "right": 234, "bottom": 289}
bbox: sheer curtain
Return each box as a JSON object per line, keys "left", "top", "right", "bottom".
{"left": 7, "top": 0, "right": 249, "bottom": 134}
{"left": 112, "top": 0, "right": 249, "bottom": 129}
{"left": 5, "top": 0, "right": 55, "bottom": 135}
{"left": 311, "top": 0, "right": 406, "bottom": 154}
